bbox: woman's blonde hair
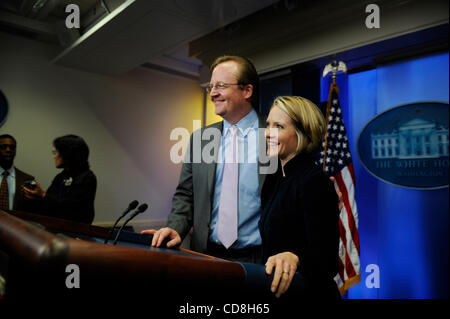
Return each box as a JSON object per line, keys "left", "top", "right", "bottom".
{"left": 271, "top": 96, "right": 325, "bottom": 155}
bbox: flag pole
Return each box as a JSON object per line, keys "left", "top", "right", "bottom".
{"left": 321, "top": 60, "right": 361, "bottom": 296}
{"left": 321, "top": 60, "right": 346, "bottom": 171}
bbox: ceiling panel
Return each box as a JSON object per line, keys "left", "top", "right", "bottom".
{"left": 51, "top": 0, "right": 279, "bottom": 75}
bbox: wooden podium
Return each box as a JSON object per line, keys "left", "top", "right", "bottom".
{"left": 0, "top": 209, "right": 249, "bottom": 302}
{"left": 0, "top": 209, "right": 308, "bottom": 316}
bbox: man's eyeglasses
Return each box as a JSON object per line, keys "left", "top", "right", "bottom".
{"left": 205, "top": 82, "right": 241, "bottom": 93}
{"left": 0, "top": 144, "right": 16, "bottom": 150}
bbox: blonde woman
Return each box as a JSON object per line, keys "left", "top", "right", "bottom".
{"left": 261, "top": 96, "right": 340, "bottom": 299}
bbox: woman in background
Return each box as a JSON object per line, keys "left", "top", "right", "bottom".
{"left": 23, "top": 134, "right": 96, "bottom": 224}
{"left": 261, "top": 96, "right": 340, "bottom": 299}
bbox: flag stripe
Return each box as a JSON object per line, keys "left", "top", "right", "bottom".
{"left": 348, "top": 162, "right": 356, "bottom": 184}
{"left": 341, "top": 168, "right": 360, "bottom": 254}
{"left": 336, "top": 188, "right": 357, "bottom": 280}
{"left": 338, "top": 216, "right": 357, "bottom": 279}
{"left": 337, "top": 168, "right": 361, "bottom": 255}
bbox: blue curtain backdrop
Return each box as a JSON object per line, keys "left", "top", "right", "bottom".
{"left": 321, "top": 52, "right": 449, "bottom": 298}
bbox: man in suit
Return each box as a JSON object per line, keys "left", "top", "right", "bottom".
{"left": 0, "top": 134, "right": 34, "bottom": 211}
{"left": 144, "top": 56, "right": 340, "bottom": 264}
{"left": 143, "top": 56, "right": 268, "bottom": 263}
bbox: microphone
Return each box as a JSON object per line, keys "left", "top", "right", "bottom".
{"left": 104, "top": 200, "right": 139, "bottom": 244}
{"left": 112, "top": 203, "right": 148, "bottom": 246}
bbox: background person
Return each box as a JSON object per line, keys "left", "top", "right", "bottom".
{"left": 23, "top": 134, "right": 97, "bottom": 224}
{"left": 0, "top": 134, "right": 34, "bottom": 212}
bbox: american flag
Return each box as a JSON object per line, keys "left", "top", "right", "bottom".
{"left": 318, "top": 81, "right": 361, "bottom": 295}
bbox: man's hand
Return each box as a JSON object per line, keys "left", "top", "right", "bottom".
{"left": 265, "top": 252, "right": 299, "bottom": 298}
{"left": 141, "top": 227, "right": 181, "bottom": 248}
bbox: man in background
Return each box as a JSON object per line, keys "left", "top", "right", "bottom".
{"left": 0, "top": 134, "right": 34, "bottom": 211}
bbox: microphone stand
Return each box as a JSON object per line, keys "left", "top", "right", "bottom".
{"left": 112, "top": 204, "right": 148, "bottom": 246}
{"left": 104, "top": 200, "right": 138, "bottom": 244}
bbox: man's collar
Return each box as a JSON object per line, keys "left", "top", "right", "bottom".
{"left": 223, "top": 109, "right": 258, "bottom": 137}
{"left": 0, "top": 166, "right": 15, "bottom": 177}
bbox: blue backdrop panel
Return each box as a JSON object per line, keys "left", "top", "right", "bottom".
{"left": 321, "top": 52, "right": 449, "bottom": 298}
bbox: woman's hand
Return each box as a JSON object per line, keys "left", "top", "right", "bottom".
{"left": 265, "top": 251, "right": 299, "bottom": 298}
{"left": 22, "top": 180, "right": 46, "bottom": 199}
{"left": 329, "top": 176, "right": 344, "bottom": 211}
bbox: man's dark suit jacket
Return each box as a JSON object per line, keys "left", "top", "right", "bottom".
{"left": 13, "top": 167, "right": 34, "bottom": 211}
{"left": 167, "top": 114, "right": 268, "bottom": 253}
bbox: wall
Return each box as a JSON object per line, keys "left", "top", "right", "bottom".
{"left": 0, "top": 31, "right": 204, "bottom": 229}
